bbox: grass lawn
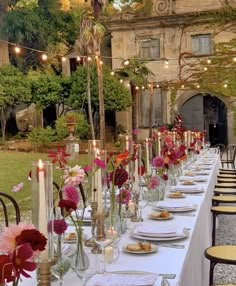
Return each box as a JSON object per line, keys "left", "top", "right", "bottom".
{"left": 0, "top": 150, "right": 88, "bottom": 215}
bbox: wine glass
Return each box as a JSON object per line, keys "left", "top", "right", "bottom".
{"left": 134, "top": 188, "right": 148, "bottom": 221}
{"left": 74, "top": 249, "right": 98, "bottom": 286}
{"left": 92, "top": 215, "right": 121, "bottom": 273}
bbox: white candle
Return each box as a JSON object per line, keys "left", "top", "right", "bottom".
{"left": 157, "top": 132, "right": 161, "bottom": 156}
{"left": 95, "top": 148, "right": 103, "bottom": 213}
{"left": 38, "top": 159, "right": 48, "bottom": 260}
{"left": 106, "top": 228, "right": 118, "bottom": 240}
{"left": 173, "top": 132, "right": 176, "bottom": 144}
{"left": 145, "top": 139, "right": 150, "bottom": 175}
{"left": 134, "top": 155, "right": 139, "bottom": 192}
{"left": 104, "top": 246, "right": 114, "bottom": 263}
{"left": 125, "top": 136, "right": 129, "bottom": 151}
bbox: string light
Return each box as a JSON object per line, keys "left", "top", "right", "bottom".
{"left": 87, "top": 56, "right": 92, "bottom": 61}
{"left": 233, "top": 57, "right": 236, "bottom": 62}
{"left": 224, "top": 83, "right": 228, "bottom": 88}
{"left": 14, "top": 46, "right": 21, "bottom": 54}
{"left": 124, "top": 60, "right": 129, "bottom": 66}
{"left": 165, "top": 59, "right": 169, "bottom": 68}
{"left": 120, "top": 79, "right": 123, "bottom": 83}
{"left": 156, "top": 84, "right": 160, "bottom": 88}
{"left": 100, "top": 60, "right": 103, "bottom": 65}
{"left": 41, "top": 54, "right": 48, "bottom": 61}
{"left": 197, "top": 84, "right": 200, "bottom": 89}
{"left": 61, "top": 57, "right": 66, "bottom": 62}
{"left": 181, "top": 84, "right": 185, "bottom": 88}
{"left": 207, "top": 58, "right": 211, "bottom": 64}
{"left": 142, "top": 86, "right": 145, "bottom": 90}
{"left": 127, "top": 83, "right": 130, "bottom": 87}
{"left": 135, "top": 86, "right": 139, "bottom": 90}
{"left": 110, "top": 71, "right": 115, "bottom": 76}
{"left": 204, "top": 67, "right": 208, "bottom": 71}
{"left": 76, "top": 56, "right": 81, "bottom": 62}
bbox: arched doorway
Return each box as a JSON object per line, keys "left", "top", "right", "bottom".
{"left": 179, "top": 93, "right": 227, "bottom": 146}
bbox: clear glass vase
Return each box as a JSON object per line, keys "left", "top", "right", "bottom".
{"left": 51, "top": 235, "right": 70, "bottom": 285}
{"left": 70, "top": 228, "right": 90, "bottom": 276}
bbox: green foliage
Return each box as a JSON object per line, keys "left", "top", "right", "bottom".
{"left": 0, "top": 65, "right": 31, "bottom": 107}
{"left": 28, "top": 71, "right": 65, "bottom": 109}
{"left": 55, "top": 112, "right": 89, "bottom": 140}
{"left": 28, "top": 126, "right": 56, "bottom": 147}
{"left": 67, "top": 65, "right": 131, "bottom": 112}
{"left": 198, "top": 39, "right": 236, "bottom": 97}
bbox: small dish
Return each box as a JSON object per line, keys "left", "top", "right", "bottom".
{"left": 181, "top": 181, "right": 196, "bottom": 185}
{"left": 123, "top": 244, "right": 158, "bottom": 254}
{"left": 148, "top": 212, "right": 173, "bottom": 220}
{"left": 167, "top": 193, "right": 185, "bottom": 199}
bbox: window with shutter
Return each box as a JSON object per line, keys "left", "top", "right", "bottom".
{"left": 191, "top": 34, "right": 212, "bottom": 55}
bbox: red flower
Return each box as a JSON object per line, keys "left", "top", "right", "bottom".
{"left": 12, "top": 243, "right": 37, "bottom": 279}
{"left": 138, "top": 166, "right": 145, "bottom": 176}
{"left": 94, "top": 158, "right": 106, "bottom": 170}
{"left": 48, "top": 219, "right": 68, "bottom": 235}
{"left": 15, "top": 229, "right": 47, "bottom": 252}
{"left": 114, "top": 150, "right": 129, "bottom": 167}
{"left": 0, "top": 254, "right": 14, "bottom": 283}
{"left": 48, "top": 147, "right": 70, "bottom": 167}
{"left": 58, "top": 199, "right": 77, "bottom": 213}
{"left": 110, "top": 168, "right": 128, "bottom": 188}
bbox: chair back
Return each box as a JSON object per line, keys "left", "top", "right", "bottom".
{"left": 0, "top": 192, "right": 20, "bottom": 226}
{"left": 213, "top": 144, "right": 225, "bottom": 159}
{"left": 225, "top": 145, "right": 236, "bottom": 162}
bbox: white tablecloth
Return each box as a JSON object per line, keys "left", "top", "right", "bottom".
{"left": 18, "top": 153, "right": 220, "bottom": 286}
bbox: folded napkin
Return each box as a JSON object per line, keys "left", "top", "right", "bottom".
{"left": 86, "top": 273, "right": 158, "bottom": 286}
{"left": 71, "top": 207, "right": 91, "bottom": 220}
{"left": 171, "top": 185, "right": 202, "bottom": 192}
{"left": 135, "top": 224, "right": 182, "bottom": 238}
{"left": 179, "top": 176, "right": 208, "bottom": 182}
{"left": 156, "top": 200, "right": 192, "bottom": 209}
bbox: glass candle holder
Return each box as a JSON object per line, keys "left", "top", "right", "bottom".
{"left": 31, "top": 160, "right": 54, "bottom": 262}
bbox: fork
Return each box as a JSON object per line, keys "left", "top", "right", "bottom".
{"left": 157, "top": 243, "right": 185, "bottom": 249}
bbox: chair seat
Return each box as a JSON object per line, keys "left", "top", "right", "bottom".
{"left": 211, "top": 205, "right": 236, "bottom": 214}
{"left": 212, "top": 195, "right": 236, "bottom": 203}
{"left": 215, "top": 183, "right": 236, "bottom": 188}
{"left": 218, "top": 174, "right": 236, "bottom": 178}
{"left": 214, "top": 188, "right": 236, "bottom": 195}
{"left": 218, "top": 178, "right": 236, "bottom": 183}
{"left": 219, "top": 168, "right": 236, "bottom": 172}
{"left": 205, "top": 245, "right": 236, "bottom": 264}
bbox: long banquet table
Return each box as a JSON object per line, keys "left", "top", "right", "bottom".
{"left": 19, "top": 152, "right": 221, "bottom": 286}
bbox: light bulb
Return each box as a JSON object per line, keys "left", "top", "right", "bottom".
{"left": 41, "top": 54, "right": 48, "bottom": 61}
{"left": 14, "top": 46, "right": 21, "bottom": 54}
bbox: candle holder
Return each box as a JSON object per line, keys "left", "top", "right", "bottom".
{"left": 37, "top": 259, "right": 56, "bottom": 286}
{"left": 131, "top": 193, "right": 142, "bottom": 222}
{"left": 91, "top": 212, "right": 108, "bottom": 254}
{"left": 31, "top": 161, "right": 54, "bottom": 263}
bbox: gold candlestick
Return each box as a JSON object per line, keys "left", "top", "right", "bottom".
{"left": 131, "top": 193, "right": 142, "bottom": 222}
{"left": 37, "top": 259, "right": 56, "bottom": 286}
{"left": 91, "top": 212, "right": 108, "bottom": 254}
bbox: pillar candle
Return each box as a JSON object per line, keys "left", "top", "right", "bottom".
{"left": 157, "top": 132, "right": 161, "bottom": 156}
{"left": 104, "top": 246, "right": 114, "bottom": 263}
{"left": 38, "top": 159, "right": 48, "bottom": 260}
{"left": 96, "top": 148, "right": 103, "bottom": 214}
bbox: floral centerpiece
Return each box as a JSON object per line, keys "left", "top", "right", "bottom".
{"left": 0, "top": 223, "right": 47, "bottom": 285}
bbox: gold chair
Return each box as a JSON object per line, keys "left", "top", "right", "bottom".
{"left": 205, "top": 245, "right": 236, "bottom": 286}
{"left": 214, "top": 188, "right": 236, "bottom": 196}
{"left": 212, "top": 195, "right": 236, "bottom": 206}
{"left": 0, "top": 192, "right": 20, "bottom": 226}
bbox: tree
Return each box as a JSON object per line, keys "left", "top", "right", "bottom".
{"left": 0, "top": 0, "right": 10, "bottom": 66}
{"left": 28, "top": 71, "right": 66, "bottom": 126}
{"left": 67, "top": 64, "right": 131, "bottom": 114}
{"left": 116, "top": 59, "right": 153, "bottom": 142}
{"left": 0, "top": 65, "right": 31, "bottom": 143}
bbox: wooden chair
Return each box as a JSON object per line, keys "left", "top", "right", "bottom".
{"left": 211, "top": 206, "right": 236, "bottom": 246}
{"left": 214, "top": 144, "right": 225, "bottom": 160}
{"left": 0, "top": 192, "right": 20, "bottom": 226}
{"left": 221, "top": 145, "right": 236, "bottom": 169}
{"left": 205, "top": 245, "right": 236, "bottom": 285}
{"left": 212, "top": 195, "right": 236, "bottom": 206}
{"left": 214, "top": 188, "right": 236, "bottom": 196}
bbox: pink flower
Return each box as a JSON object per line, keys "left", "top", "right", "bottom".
{"left": 49, "top": 219, "right": 68, "bottom": 235}
{"left": 83, "top": 165, "right": 92, "bottom": 173}
{"left": 132, "top": 129, "right": 140, "bottom": 135}
{"left": 149, "top": 176, "right": 159, "bottom": 189}
{"left": 63, "top": 185, "right": 80, "bottom": 205}
{"left": 63, "top": 165, "right": 85, "bottom": 186}
{"left": 93, "top": 158, "right": 106, "bottom": 170}
{"left": 116, "top": 188, "right": 131, "bottom": 204}
{"left": 11, "top": 182, "right": 24, "bottom": 193}
{"left": 163, "top": 135, "right": 173, "bottom": 147}
{"left": 152, "top": 156, "right": 164, "bottom": 168}
{"left": 0, "top": 223, "right": 35, "bottom": 253}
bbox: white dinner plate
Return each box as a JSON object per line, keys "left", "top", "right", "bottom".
{"left": 131, "top": 228, "right": 189, "bottom": 242}
{"left": 154, "top": 205, "right": 197, "bottom": 212}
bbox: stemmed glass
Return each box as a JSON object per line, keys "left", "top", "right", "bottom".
{"left": 92, "top": 215, "right": 120, "bottom": 273}
{"left": 134, "top": 186, "right": 148, "bottom": 221}
{"left": 73, "top": 249, "right": 98, "bottom": 286}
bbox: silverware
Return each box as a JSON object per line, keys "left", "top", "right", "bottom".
{"left": 161, "top": 277, "right": 170, "bottom": 286}
{"left": 159, "top": 274, "right": 176, "bottom": 279}
{"left": 158, "top": 243, "right": 185, "bottom": 249}
{"left": 175, "top": 213, "right": 196, "bottom": 216}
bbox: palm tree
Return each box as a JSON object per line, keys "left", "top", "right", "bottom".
{"left": 116, "top": 59, "right": 154, "bottom": 142}
{"left": 79, "top": 14, "right": 106, "bottom": 146}
{"left": 0, "top": 0, "right": 10, "bottom": 66}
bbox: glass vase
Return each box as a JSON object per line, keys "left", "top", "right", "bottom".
{"left": 70, "top": 228, "right": 89, "bottom": 275}
{"left": 51, "top": 235, "right": 70, "bottom": 285}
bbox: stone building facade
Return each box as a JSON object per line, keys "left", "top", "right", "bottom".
{"left": 107, "top": 0, "right": 236, "bottom": 145}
